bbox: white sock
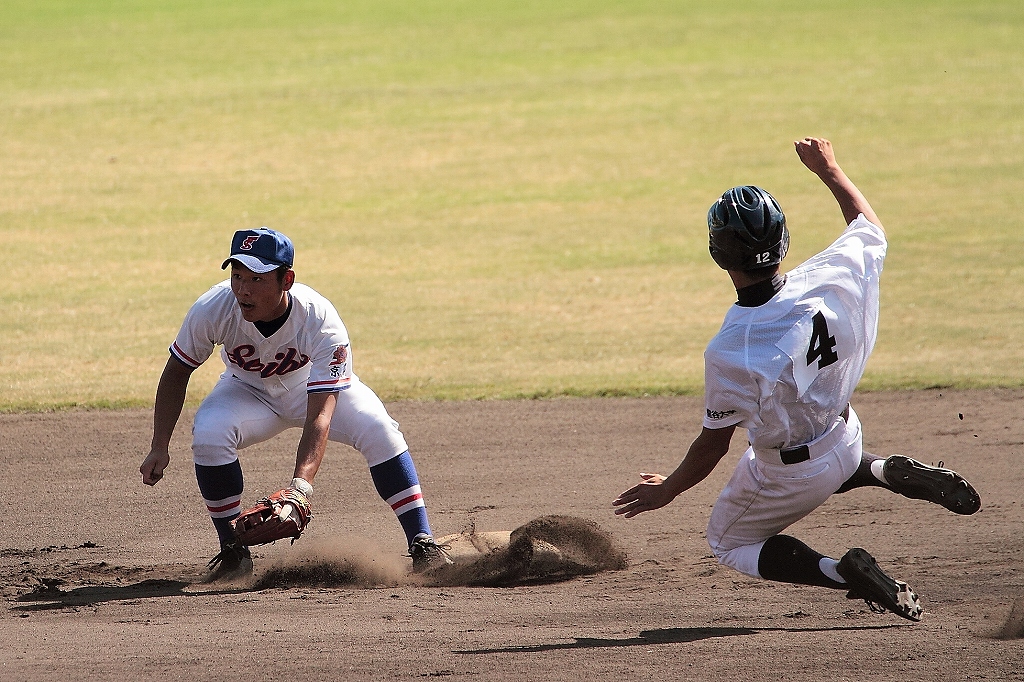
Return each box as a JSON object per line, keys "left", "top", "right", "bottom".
{"left": 820, "top": 557, "right": 846, "bottom": 584}
{"left": 870, "top": 459, "right": 888, "bottom": 485}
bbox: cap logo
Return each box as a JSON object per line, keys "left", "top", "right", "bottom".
{"left": 240, "top": 235, "right": 260, "bottom": 251}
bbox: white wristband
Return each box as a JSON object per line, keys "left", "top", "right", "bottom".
{"left": 291, "top": 477, "right": 314, "bottom": 498}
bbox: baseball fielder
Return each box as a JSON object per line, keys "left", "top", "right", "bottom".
{"left": 613, "top": 138, "right": 980, "bottom": 621}
{"left": 140, "top": 228, "right": 452, "bottom": 581}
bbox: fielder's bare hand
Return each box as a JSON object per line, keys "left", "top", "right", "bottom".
{"left": 794, "top": 137, "right": 840, "bottom": 177}
{"left": 613, "top": 473, "right": 673, "bottom": 518}
{"left": 140, "top": 449, "right": 169, "bottom": 486}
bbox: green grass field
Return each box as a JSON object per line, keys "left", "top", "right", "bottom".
{"left": 2, "top": 0, "right": 1023, "bottom": 410}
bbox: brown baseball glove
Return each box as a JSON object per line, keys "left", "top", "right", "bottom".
{"left": 232, "top": 488, "right": 312, "bottom": 546}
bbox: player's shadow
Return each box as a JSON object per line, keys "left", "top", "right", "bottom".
{"left": 456, "top": 624, "right": 905, "bottom": 654}
{"left": 12, "top": 579, "right": 249, "bottom": 611}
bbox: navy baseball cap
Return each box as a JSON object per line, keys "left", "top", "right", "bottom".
{"left": 221, "top": 228, "right": 294, "bottom": 273}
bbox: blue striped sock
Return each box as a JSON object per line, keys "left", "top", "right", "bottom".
{"left": 195, "top": 461, "right": 244, "bottom": 547}
{"left": 370, "top": 451, "right": 432, "bottom": 546}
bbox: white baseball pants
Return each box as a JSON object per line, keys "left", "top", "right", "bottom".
{"left": 191, "top": 376, "right": 408, "bottom": 468}
{"left": 706, "top": 407, "right": 864, "bottom": 578}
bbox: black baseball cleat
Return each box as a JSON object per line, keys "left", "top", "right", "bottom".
{"left": 882, "top": 455, "right": 981, "bottom": 515}
{"left": 201, "top": 543, "right": 253, "bottom": 583}
{"left": 837, "top": 548, "right": 922, "bottom": 622}
{"left": 409, "top": 534, "right": 454, "bottom": 573}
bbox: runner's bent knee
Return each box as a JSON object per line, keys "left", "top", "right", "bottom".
{"left": 711, "top": 540, "right": 766, "bottom": 579}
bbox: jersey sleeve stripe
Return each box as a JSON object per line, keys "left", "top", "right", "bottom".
{"left": 308, "top": 378, "right": 342, "bottom": 387}
{"left": 307, "top": 377, "right": 351, "bottom": 394}
{"left": 170, "top": 343, "right": 202, "bottom": 368}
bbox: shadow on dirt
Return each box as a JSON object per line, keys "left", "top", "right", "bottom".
{"left": 989, "top": 596, "right": 1024, "bottom": 640}
{"left": 456, "top": 624, "right": 908, "bottom": 654}
{"left": 7, "top": 515, "right": 628, "bottom": 609}
{"left": 11, "top": 578, "right": 248, "bottom": 611}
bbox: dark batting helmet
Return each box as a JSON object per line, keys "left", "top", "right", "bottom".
{"left": 707, "top": 185, "right": 789, "bottom": 271}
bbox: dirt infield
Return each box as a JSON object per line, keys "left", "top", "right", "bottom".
{"left": 2, "top": 389, "right": 1023, "bottom": 681}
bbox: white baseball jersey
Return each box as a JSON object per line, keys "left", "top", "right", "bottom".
{"left": 170, "top": 281, "right": 353, "bottom": 398}
{"left": 702, "top": 215, "right": 887, "bottom": 453}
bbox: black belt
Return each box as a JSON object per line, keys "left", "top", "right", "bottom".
{"left": 779, "top": 405, "right": 850, "bottom": 465}
{"left": 780, "top": 444, "right": 810, "bottom": 465}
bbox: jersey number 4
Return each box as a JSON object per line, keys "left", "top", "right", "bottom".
{"left": 806, "top": 311, "right": 839, "bottom": 369}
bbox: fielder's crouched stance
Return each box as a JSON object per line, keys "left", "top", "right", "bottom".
{"left": 140, "top": 228, "right": 452, "bottom": 582}
{"left": 614, "top": 138, "right": 981, "bottom": 621}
